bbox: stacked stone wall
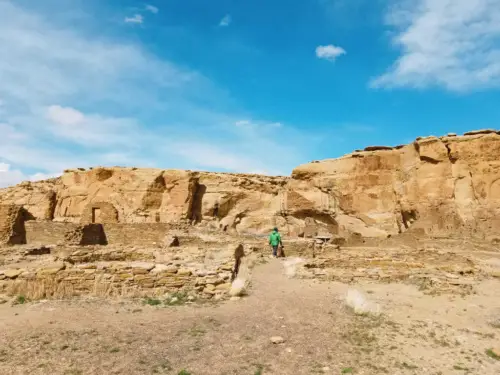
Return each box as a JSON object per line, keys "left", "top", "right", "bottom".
{"left": 24, "top": 222, "right": 171, "bottom": 246}
{"left": 0, "top": 205, "right": 26, "bottom": 245}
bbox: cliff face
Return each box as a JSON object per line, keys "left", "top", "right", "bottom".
{"left": 291, "top": 130, "right": 500, "bottom": 237}
{"left": 1, "top": 130, "right": 500, "bottom": 238}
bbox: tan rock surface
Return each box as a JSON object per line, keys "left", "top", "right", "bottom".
{"left": 1, "top": 131, "right": 500, "bottom": 238}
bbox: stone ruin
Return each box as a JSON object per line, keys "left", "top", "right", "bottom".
{"left": 2, "top": 129, "right": 500, "bottom": 300}
{"left": 0, "top": 204, "right": 26, "bottom": 246}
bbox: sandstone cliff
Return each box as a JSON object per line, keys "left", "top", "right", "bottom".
{"left": 1, "top": 130, "right": 500, "bottom": 239}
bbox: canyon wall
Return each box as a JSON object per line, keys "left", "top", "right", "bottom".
{"left": 1, "top": 130, "right": 500, "bottom": 241}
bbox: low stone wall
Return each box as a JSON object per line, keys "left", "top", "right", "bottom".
{"left": 0, "top": 259, "right": 235, "bottom": 300}
{"left": 24, "top": 222, "right": 171, "bottom": 246}
{"left": 104, "top": 223, "right": 170, "bottom": 245}
{"left": 25, "top": 222, "right": 78, "bottom": 244}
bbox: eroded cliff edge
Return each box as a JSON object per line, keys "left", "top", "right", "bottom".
{"left": 2, "top": 129, "right": 500, "bottom": 239}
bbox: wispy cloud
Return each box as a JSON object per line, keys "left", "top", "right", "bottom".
{"left": 316, "top": 44, "right": 346, "bottom": 61}
{"left": 0, "top": 162, "right": 60, "bottom": 188}
{"left": 145, "top": 4, "right": 159, "bottom": 14}
{"left": 0, "top": 1, "right": 313, "bottom": 187}
{"left": 219, "top": 14, "right": 232, "bottom": 27}
{"left": 372, "top": 0, "right": 500, "bottom": 91}
{"left": 124, "top": 14, "right": 143, "bottom": 24}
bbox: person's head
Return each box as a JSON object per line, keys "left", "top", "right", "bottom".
{"left": 273, "top": 227, "right": 278, "bottom": 232}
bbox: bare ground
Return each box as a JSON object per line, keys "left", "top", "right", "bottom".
{"left": 1, "top": 257, "right": 500, "bottom": 375}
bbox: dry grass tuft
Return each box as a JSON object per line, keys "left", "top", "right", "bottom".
{"left": 7, "top": 278, "right": 76, "bottom": 300}
{"left": 5, "top": 276, "right": 149, "bottom": 301}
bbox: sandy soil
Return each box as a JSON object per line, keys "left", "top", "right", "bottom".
{"left": 1, "top": 256, "right": 500, "bottom": 375}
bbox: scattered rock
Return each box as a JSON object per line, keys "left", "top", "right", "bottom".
{"left": 177, "top": 268, "right": 192, "bottom": 276}
{"left": 229, "top": 278, "right": 246, "bottom": 297}
{"left": 464, "top": 129, "right": 496, "bottom": 136}
{"left": 150, "top": 264, "right": 171, "bottom": 274}
{"left": 270, "top": 336, "right": 285, "bottom": 344}
{"left": 164, "top": 235, "right": 180, "bottom": 247}
{"left": 24, "top": 246, "right": 51, "bottom": 256}
{"left": 3, "top": 269, "right": 23, "bottom": 279}
{"left": 364, "top": 145, "right": 393, "bottom": 151}
{"left": 129, "top": 262, "right": 155, "bottom": 271}
{"left": 215, "top": 283, "right": 231, "bottom": 291}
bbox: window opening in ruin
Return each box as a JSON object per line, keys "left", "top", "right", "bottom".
{"left": 92, "top": 208, "right": 102, "bottom": 223}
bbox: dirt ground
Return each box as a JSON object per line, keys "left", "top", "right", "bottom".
{"left": 1, "top": 252, "right": 500, "bottom": 375}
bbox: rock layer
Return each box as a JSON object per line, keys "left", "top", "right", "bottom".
{"left": 1, "top": 131, "right": 500, "bottom": 238}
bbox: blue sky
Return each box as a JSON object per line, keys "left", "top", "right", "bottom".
{"left": 1, "top": 0, "right": 500, "bottom": 187}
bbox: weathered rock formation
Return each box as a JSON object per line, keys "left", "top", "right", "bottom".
{"left": 1, "top": 130, "right": 500, "bottom": 241}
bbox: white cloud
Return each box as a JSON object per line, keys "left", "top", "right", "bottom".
{"left": 47, "top": 105, "right": 85, "bottom": 126}
{"left": 372, "top": 0, "right": 500, "bottom": 91}
{"left": 145, "top": 5, "right": 159, "bottom": 14}
{"left": 0, "top": 162, "right": 9, "bottom": 173}
{"left": 219, "top": 14, "right": 232, "bottom": 27}
{"left": 316, "top": 44, "right": 346, "bottom": 61}
{"left": 125, "top": 14, "right": 143, "bottom": 24}
{"left": 0, "top": 1, "right": 314, "bottom": 188}
{"left": 0, "top": 162, "right": 60, "bottom": 188}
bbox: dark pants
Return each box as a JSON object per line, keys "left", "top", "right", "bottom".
{"left": 272, "top": 245, "right": 279, "bottom": 257}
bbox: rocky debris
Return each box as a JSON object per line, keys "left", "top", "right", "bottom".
{"left": 3, "top": 269, "right": 22, "bottom": 279}
{"left": 164, "top": 235, "right": 180, "bottom": 247}
{"left": 464, "top": 129, "right": 497, "bottom": 136}
{"left": 364, "top": 145, "right": 394, "bottom": 151}
{"left": 345, "top": 289, "right": 381, "bottom": 316}
{"left": 270, "top": 336, "right": 285, "bottom": 344}
{"left": 23, "top": 246, "right": 51, "bottom": 256}
{"left": 229, "top": 278, "right": 246, "bottom": 297}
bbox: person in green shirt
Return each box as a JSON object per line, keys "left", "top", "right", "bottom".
{"left": 268, "top": 227, "right": 283, "bottom": 258}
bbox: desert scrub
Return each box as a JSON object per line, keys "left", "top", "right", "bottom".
{"left": 143, "top": 297, "right": 161, "bottom": 306}
{"left": 485, "top": 348, "right": 500, "bottom": 360}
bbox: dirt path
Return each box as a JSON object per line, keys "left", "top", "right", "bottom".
{"left": 1, "top": 258, "right": 500, "bottom": 374}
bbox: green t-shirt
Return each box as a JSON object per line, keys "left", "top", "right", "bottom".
{"left": 269, "top": 231, "right": 282, "bottom": 246}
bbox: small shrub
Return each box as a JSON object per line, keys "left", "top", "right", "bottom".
{"left": 486, "top": 348, "right": 500, "bottom": 360}
{"left": 144, "top": 298, "right": 161, "bottom": 306}
{"left": 165, "top": 292, "right": 189, "bottom": 306}
{"left": 16, "top": 295, "right": 26, "bottom": 304}
{"left": 178, "top": 370, "right": 192, "bottom": 375}
{"left": 254, "top": 364, "right": 264, "bottom": 375}
{"left": 342, "top": 368, "right": 354, "bottom": 373}
{"left": 400, "top": 362, "right": 418, "bottom": 369}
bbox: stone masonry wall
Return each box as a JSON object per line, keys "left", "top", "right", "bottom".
{"left": 0, "top": 245, "right": 241, "bottom": 299}
{"left": 25, "top": 222, "right": 79, "bottom": 245}
{"left": 0, "top": 205, "right": 26, "bottom": 245}
{"left": 103, "top": 224, "right": 171, "bottom": 245}
{"left": 24, "top": 221, "right": 171, "bottom": 246}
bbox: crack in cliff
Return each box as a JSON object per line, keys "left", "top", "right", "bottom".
{"left": 419, "top": 155, "right": 441, "bottom": 164}
{"left": 445, "top": 143, "right": 458, "bottom": 164}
